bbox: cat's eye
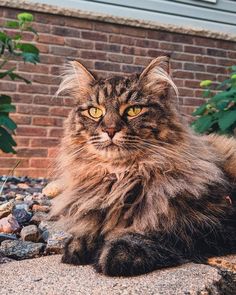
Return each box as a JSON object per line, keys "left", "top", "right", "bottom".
{"left": 88, "top": 107, "right": 103, "bottom": 119}
{"left": 126, "top": 106, "right": 142, "bottom": 117}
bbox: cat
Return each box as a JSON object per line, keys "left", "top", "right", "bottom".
{"left": 50, "top": 55, "right": 236, "bottom": 276}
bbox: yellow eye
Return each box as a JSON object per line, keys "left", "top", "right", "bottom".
{"left": 126, "top": 106, "right": 142, "bottom": 117}
{"left": 88, "top": 107, "right": 103, "bottom": 119}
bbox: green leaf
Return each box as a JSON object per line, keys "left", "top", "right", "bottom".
{"left": 0, "top": 95, "right": 11, "bottom": 104}
{"left": 6, "top": 21, "right": 19, "bottom": 28}
{"left": 22, "top": 52, "right": 40, "bottom": 64}
{"left": 203, "top": 89, "right": 211, "bottom": 98}
{"left": 16, "top": 43, "right": 39, "bottom": 54}
{"left": 200, "top": 80, "right": 212, "bottom": 88}
{"left": 192, "top": 115, "right": 213, "bottom": 133}
{"left": 17, "top": 12, "right": 34, "bottom": 22}
{"left": 218, "top": 110, "right": 236, "bottom": 131}
{"left": 0, "top": 104, "right": 16, "bottom": 113}
{"left": 0, "top": 114, "right": 17, "bottom": 130}
{"left": 0, "top": 32, "right": 7, "bottom": 42}
{"left": 192, "top": 103, "right": 207, "bottom": 116}
{"left": 0, "top": 126, "right": 17, "bottom": 153}
{"left": 216, "top": 100, "right": 230, "bottom": 110}
{"left": 216, "top": 79, "right": 231, "bottom": 90}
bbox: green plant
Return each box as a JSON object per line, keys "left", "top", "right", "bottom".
{"left": 192, "top": 66, "right": 236, "bottom": 136}
{"left": 0, "top": 12, "right": 40, "bottom": 153}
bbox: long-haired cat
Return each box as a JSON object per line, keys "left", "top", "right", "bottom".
{"left": 50, "top": 56, "right": 236, "bottom": 276}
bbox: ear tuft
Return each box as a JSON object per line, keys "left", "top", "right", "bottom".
{"left": 140, "top": 55, "right": 178, "bottom": 97}
{"left": 55, "top": 60, "right": 95, "bottom": 99}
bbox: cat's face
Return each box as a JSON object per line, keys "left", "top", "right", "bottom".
{"left": 59, "top": 56, "right": 181, "bottom": 161}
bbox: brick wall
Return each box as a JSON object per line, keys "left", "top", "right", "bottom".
{"left": 0, "top": 6, "right": 236, "bottom": 177}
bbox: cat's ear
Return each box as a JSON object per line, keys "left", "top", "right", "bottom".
{"left": 139, "top": 55, "right": 178, "bottom": 97}
{"left": 56, "top": 60, "right": 95, "bottom": 99}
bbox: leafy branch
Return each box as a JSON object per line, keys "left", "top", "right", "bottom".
{"left": 0, "top": 12, "right": 40, "bottom": 153}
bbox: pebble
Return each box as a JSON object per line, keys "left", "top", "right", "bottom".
{"left": 20, "top": 225, "right": 39, "bottom": 242}
{"left": 32, "top": 204, "right": 50, "bottom": 213}
{"left": 42, "top": 181, "right": 63, "bottom": 198}
{"left": 0, "top": 253, "right": 14, "bottom": 264}
{"left": 17, "top": 183, "right": 30, "bottom": 190}
{"left": 0, "top": 200, "right": 14, "bottom": 219}
{"left": 0, "top": 233, "right": 17, "bottom": 243}
{"left": 0, "top": 214, "right": 20, "bottom": 233}
{"left": 0, "top": 176, "right": 71, "bottom": 261}
{"left": 46, "top": 231, "right": 72, "bottom": 254}
{"left": 12, "top": 208, "right": 32, "bottom": 225}
{"left": 0, "top": 240, "right": 45, "bottom": 259}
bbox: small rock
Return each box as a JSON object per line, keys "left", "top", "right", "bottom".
{"left": 0, "top": 253, "right": 14, "bottom": 264}
{"left": 6, "top": 191, "right": 16, "bottom": 199}
{"left": 46, "top": 231, "right": 72, "bottom": 254}
{"left": 0, "top": 240, "right": 45, "bottom": 259}
{"left": 30, "top": 212, "right": 47, "bottom": 225}
{"left": 21, "top": 225, "right": 39, "bottom": 242}
{"left": 0, "top": 214, "right": 20, "bottom": 233}
{"left": 42, "top": 181, "right": 63, "bottom": 198}
{"left": 9, "top": 184, "right": 18, "bottom": 190}
{"left": 0, "top": 200, "right": 14, "bottom": 219}
{"left": 17, "top": 183, "right": 29, "bottom": 189}
{"left": 12, "top": 208, "right": 32, "bottom": 225}
{"left": 0, "top": 233, "right": 17, "bottom": 243}
{"left": 32, "top": 204, "right": 50, "bottom": 213}
{"left": 14, "top": 203, "right": 29, "bottom": 211}
{"left": 24, "top": 195, "right": 33, "bottom": 202}
{"left": 15, "top": 194, "right": 24, "bottom": 201}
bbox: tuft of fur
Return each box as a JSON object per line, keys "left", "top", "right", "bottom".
{"left": 50, "top": 56, "right": 236, "bottom": 276}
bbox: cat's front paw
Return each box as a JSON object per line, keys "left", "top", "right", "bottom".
{"left": 61, "top": 236, "right": 93, "bottom": 265}
{"left": 94, "top": 234, "right": 157, "bottom": 276}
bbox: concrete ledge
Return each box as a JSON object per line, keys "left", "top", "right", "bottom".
{"left": 0, "top": 255, "right": 228, "bottom": 295}
{"left": 1, "top": 0, "right": 236, "bottom": 42}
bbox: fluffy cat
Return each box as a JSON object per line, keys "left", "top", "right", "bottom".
{"left": 50, "top": 56, "right": 236, "bottom": 276}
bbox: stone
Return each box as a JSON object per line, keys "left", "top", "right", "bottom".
{"left": 0, "top": 233, "right": 17, "bottom": 243}
{"left": 30, "top": 212, "right": 47, "bottom": 225}
{"left": 15, "top": 194, "right": 24, "bottom": 201}
{"left": 20, "top": 225, "right": 39, "bottom": 242}
{"left": 0, "top": 200, "right": 14, "bottom": 219}
{"left": 32, "top": 204, "right": 50, "bottom": 213}
{"left": 0, "top": 240, "right": 45, "bottom": 260}
{"left": 0, "top": 214, "right": 20, "bottom": 233}
{"left": 12, "top": 208, "right": 32, "bottom": 225}
{"left": 46, "top": 231, "right": 72, "bottom": 254}
{"left": 42, "top": 181, "right": 63, "bottom": 198}
{"left": 14, "top": 203, "right": 29, "bottom": 211}
{"left": 0, "top": 253, "right": 14, "bottom": 264}
{"left": 17, "top": 183, "right": 30, "bottom": 189}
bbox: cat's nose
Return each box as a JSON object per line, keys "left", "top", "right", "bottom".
{"left": 102, "top": 127, "right": 117, "bottom": 139}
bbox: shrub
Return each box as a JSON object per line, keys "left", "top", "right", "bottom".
{"left": 192, "top": 66, "right": 236, "bottom": 136}
{"left": 0, "top": 12, "right": 40, "bottom": 153}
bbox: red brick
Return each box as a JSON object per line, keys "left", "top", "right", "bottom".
{"left": 122, "top": 65, "right": 143, "bottom": 74}
{"left": 30, "top": 158, "right": 51, "bottom": 168}
{"left": 94, "top": 22, "right": 120, "bottom": 33}
{"left": 31, "top": 138, "right": 60, "bottom": 147}
{"left": 16, "top": 148, "right": 48, "bottom": 157}
{"left": 16, "top": 127, "right": 47, "bottom": 137}
{"left": 172, "top": 71, "right": 194, "bottom": 79}
{"left": 33, "top": 117, "right": 63, "bottom": 127}
{"left": 65, "top": 38, "right": 93, "bottom": 49}
{"left": 109, "top": 35, "right": 135, "bottom": 46}
{"left": 147, "top": 30, "right": 172, "bottom": 41}
{"left": 18, "top": 84, "right": 49, "bottom": 94}
{"left": 81, "top": 31, "right": 107, "bottom": 42}
{"left": 49, "top": 107, "right": 70, "bottom": 117}
{"left": 95, "top": 43, "right": 121, "bottom": 53}
{"left": 50, "top": 46, "right": 78, "bottom": 57}
{"left": 11, "top": 114, "right": 31, "bottom": 125}
{"left": 49, "top": 128, "right": 64, "bottom": 138}
{"left": 18, "top": 63, "right": 49, "bottom": 74}
{"left": 52, "top": 26, "right": 80, "bottom": 37}
{"left": 48, "top": 147, "right": 59, "bottom": 158}
{"left": 184, "top": 63, "right": 205, "bottom": 72}
{"left": 80, "top": 51, "right": 107, "bottom": 60}
{"left": 95, "top": 62, "right": 120, "bottom": 72}
{"left": 39, "top": 34, "right": 65, "bottom": 45}
{"left": 108, "top": 54, "right": 133, "bottom": 64}
{"left": 0, "top": 82, "right": 16, "bottom": 91}
{"left": 65, "top": 18, "right": 93, "bottom": 29}
{"left": 0, "top": 158, "right": 29, "bottom": 168}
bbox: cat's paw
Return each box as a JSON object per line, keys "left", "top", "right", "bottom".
{"left": 94, "top": 234, "right": 157, "bottom": 276}
{"left": 61, "top": 237, "right": 92, "bottom": 265}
